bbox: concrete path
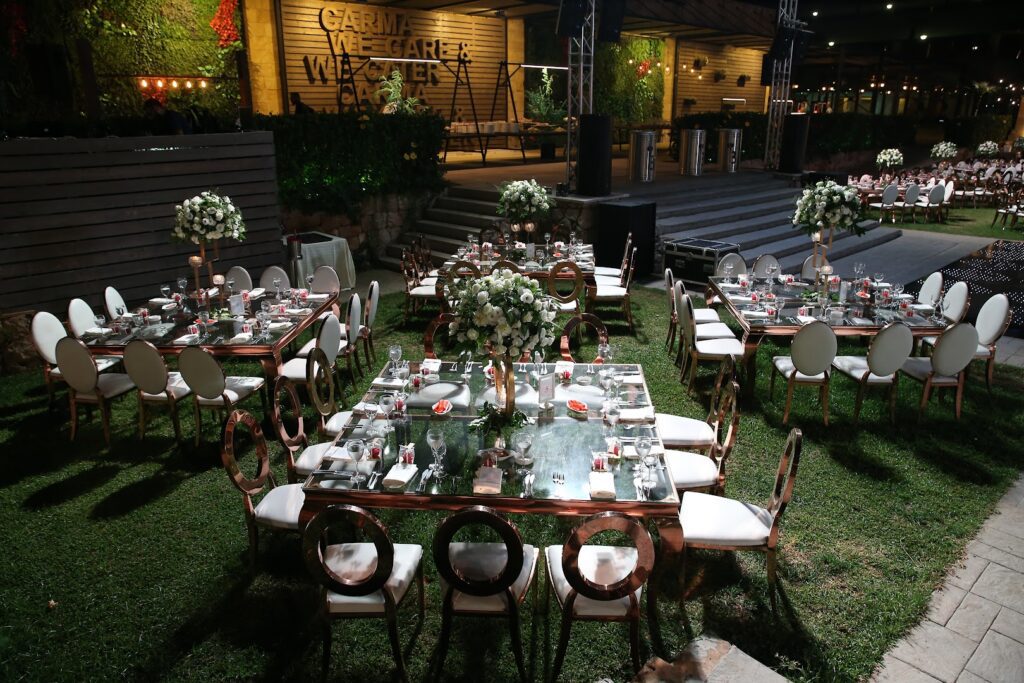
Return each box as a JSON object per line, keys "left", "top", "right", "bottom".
{"left": 828, "top": 228, "right": 994, "bottom": 286}
{"left": 873, "top": 476, "right": 1024, "bottom": 683}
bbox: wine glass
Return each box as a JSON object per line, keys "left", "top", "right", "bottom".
{"left": 603, "top": 400, "right": 620, "bottom": 438}
{"left": 569, "top": 230, "right": 576, "bottom": 246}
{"left": 306, "top": 273, "right": 314, "bottom": 292}
{"left": 160, "top": 284, "right": 171, "bottom": 299}
{"left": 225, "top": 278, "right": 235, "bottom": 298}
{"left": 346, "top": 439, "right": 367, "bottom": 485}
{"left": 388, "top": 345, "right": 403, "bottom": 377}
{"left": 379, "top": 394, "right": 395, "bottom": 435}
{"left": 426, "top": 428, "right": 446, "bottom": 480}
{"left": 272, "top": 277, "right": 282, "bottom": 300}
{"left": 459, "top": 350, "right": 473, "bottom": 381}
{"left": 544, "top": 232, "right": 551, "bottom": 253}
{"left": 598, "top": 369, "right": 613, "bottom": 397}
{"left": 853, "top": 262, "right": 865, "bottom": 281}
{"left": 512, "top": 430, "right": 534, "bottom": 476}
{"left": 723, "top": 262, "right": 734, "bottom": 284}
{"left": 873, "top": 272, "right": 885, "bottom": 288}
{"left": 176, "top": 276, "right": 188, "bottom": 294}
{"left": 767, "top": 262, "right": 779, "bottom": 287}
{"left": 282, "top": 287, "right": 293, "bottom": 307}
{"left": 93, "top": 314, "right": 106, "bottom": 332}
{"left": 533, "top": 349, "right": 544, "bottom": 374}
{"left": 597, "top": 342, "right": 612, "bottom": 365}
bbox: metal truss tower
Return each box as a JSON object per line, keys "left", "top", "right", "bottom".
{"left": 764, "top": 0, "right": 800, "bottom": 170}
{"left": 565, "top": 0, "right": 596, "bottom": 192}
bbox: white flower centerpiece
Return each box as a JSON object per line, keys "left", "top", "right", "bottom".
{"left": 976, "top": 140, "right": 999, "bottom": 157}
{"left": 496, "top": 179, "right": 551, "bottom": 241}
{"left": 792, "top": 180, "right": 864, "bottom": 275}
{"left": 931, "top": 141, "right": 958, "bottom": 160}
{"left": 446, "top": 269, "right": 558, "bottom": 416}
{"left": 876, "top": 148, "right": 904, "bottom": 170}
{"left": 173, "top": 191, "right": 246, "bottom": 293}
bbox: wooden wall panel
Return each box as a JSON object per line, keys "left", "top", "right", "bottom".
{"left": 673, "top": 41, "right": 768, "bottom": 115}
{"left": 0, "top": 132, "right": 283, "bottom": 316}
{"left": 278, "top": 0, "right": 507, "bottom": 122}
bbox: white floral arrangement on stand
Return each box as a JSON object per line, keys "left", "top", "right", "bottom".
{"left": 172, "top": 191, "right": 246, "bottom": 244}
{"left": 930, "top": 141, "right": 958, "bottom": 160}
{"left": 446, "top": 270, "right": 558, "bottom": 359}
{"left": 875, "top": 148, "right": 904, "bottom": 169}
{"left": 496, "top": 179, "right": 552, "bottom": 225}
{"left": 976, "top": 140, "right": 999, "bottom": 157}
{"left": 792, "top": 180, "right": 863, "bottom": 236}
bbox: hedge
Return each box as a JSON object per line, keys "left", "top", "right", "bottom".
{"left": 944, "top": 116, "right": 1013, "bottom": 148}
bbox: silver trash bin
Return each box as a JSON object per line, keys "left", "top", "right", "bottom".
{"left": 679, "top": 129, "right": 706, "bottom": 176}
{"left": 718, "top": 128, "right": 742, "bottom": 173}
{"left": 629, "top": 130, "right": 657, "bottom": 183}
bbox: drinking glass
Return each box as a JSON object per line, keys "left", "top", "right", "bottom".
{"left": 93, "top": 314, "right": 106, "bottom": 331}
{"left": 379, "top": 394, "right": 395, "bottom": 434}
{"left": 598, "top": 369, "right": 613, "bottom": 397}
{"left": 282, "top": 288, "right": 293, "bottom": 306}
{"left": 459, "top": 350, "right": 473, "bottom": 381}
{"left": 346, "top": 440, "right": 367, "bottom": 485}
{"left": 160, "top": 284, "right": 171, "bottom": 299}
{"left": 261, "top": 299, "right": 272, "bottom": 315}
{"left": 603, "top": 400, "right": 620, "bottom": 438}
{"left": 272, "top": 277, "right": 282, "bottom": 299}
{"left": 533, "top": 350, "right": 544, "bottom": 374}
{"left": 767, "top": 262, "right": 779, "bottom": 287}
{"left": 177, "top": 276, "right": 188, "bottom": 294}
{"left": 569, "top": 231, "right": 576, "bottom": 246}
{"left": 512, "top": 430, "right": 534, "bottom": 475}
{"left": 388, "top": 345, "right": 403, "bottom": 376}
{"left": 306, "top": 274, "right": 314, "bottom": 291}
{"left": 723, "top": 262, "right": 734, "bottom": 284}
{"left": 426, "top": 428, "right": 446, "bottom": 480}
{"left": 597, "top": 342, "right": 612, "bottom": 365}
{"left": 873, "top": 272, "right": 885, "bottom": 287}
{"left": 225, "top": 279, "right": 235, "bottom": 298}
{"left": 544, "top": 232, "right": 551, "bottom": 252}
{"left": 853, "top": 262, "right": 865, "bottom": 280}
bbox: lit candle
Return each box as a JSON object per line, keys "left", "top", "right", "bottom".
{"left": 212, "top": 274, "right": 225, "bottom": 286}
{"left": 188, "top": 255, "right": 203, "bottom": 267}
{"left": 811, "top": 231, "right": 822, "bottom": 243}
{"left": 820, "top": 265, "right": 834, "bottom": 276}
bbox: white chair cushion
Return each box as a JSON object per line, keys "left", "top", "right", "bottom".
{"left": 694, "top": 338, "right": 744, "bottom": 358}
{"left": 555, "top": 300, "right": 579, "bottom": 312}
{"left": 594, "top": 275, "right": 622, "bottom": 287}
{"left": 973, "top": 345, "right": 993, "bottom": 359}
{"left": 296, "top": 337, "right": 348, "bottom": 359}
{"left": 901, "top": 357, "right": 959, "bottom": 385}
{"left": 410, "top": 285, "right": 436, "bottom": 298}
{"left": 293, "top": 442, "right": 337, "bottom": 477}
{"left": 140, "top": 371, "right": 192, "bottom": 401}
{"left": 253, "top": 483, "right": 305, "bottom": 530}
{"left": 664, "top": 450, "right": 719, "bottom": 489}
{"left": 439, "top": 542, "right": 537, "bottom": 613}
{"left": 73, "top": 372, "right": 136, "bottom": 403}
{"left": 772, "top": 356, "right": 826, "bottom": 382}
{"left": 325, "top": 542, "right": 422, "bottom": 615}
{"left": 679, "top": 491, "right": 772, "bottom": 547}
{"left": 195, "top": 376, "right": 265, "bottom": 406}
{"left": 692, "top": 308, "right": 721, "bottom": 323}
{"left": 323, "top": 412, "right": 373, "bottom": 439}
{"left": 594, "top": 266, "right": 621, "bottom": 277}
{"left": 831, "top": 356, "right": 895, "bottom": 385}
{"left": 655, "top": 413, "right": 715, "bottom": 448}
{"left": 545, "top": 544, "right": 642, "bottom": 618}
{"left": 420, "top": 277, "right": 438, "bottom": 287}
{"left": 593, "top": 285, "right": 628, "bottom": 299}
{"left": 695, "top": 322, "right": 736, "bottom": 340}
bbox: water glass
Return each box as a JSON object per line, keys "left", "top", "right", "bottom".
{"left": 226, "top": 279, "right": 235, "bottom": 297}
{"left": 177, "top": 276, "right": 188, "bottom": 294}
{"left": 426, "top": 428, "right": 446, "bottom": 479}
{"left": 93, "top": 314, "right": 106, "bottom": 331}
{"left": 346, "top": 440, "right": 367, "bottom": 485}
{"left": 597, "top": 342, "right": 612, "bottom": 365}
{"left": 603, "top": 400, "right": 620, "bottom": 437}
{"left": 723, "top": 262, "right": 734, "bottom": 283}
{"left": 160, "top": 284, "right": 171, "bottom": 299}
{"left": 388, "top": 345, "right": 403, "bottom": 376}
{"left": 272, "top": 277, "right": 282, "bottom": 299}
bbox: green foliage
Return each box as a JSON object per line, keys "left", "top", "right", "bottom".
{"left": 468, "top": 402, "right": 529, "bottom": 437}
{"left": 945, "top": 115, "right": 1013, "bottom": 148}
{"left": 253, "top": 111, "right": 446, "bottom": 216}
{"left": 806, "top": 114, "right": 917, "bottom": 159}
{"left": 593, "top": 37, "right": 665, "bottom": 127}
{"left": 376, "top": 70, "right": 420, "bottom": 114}
{"left": 524, "top": 68, "right": 566, "bottom": 125}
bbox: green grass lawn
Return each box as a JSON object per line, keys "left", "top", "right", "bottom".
{"left": 2, "top": 288, "right": 1023, "bottom": 682}
{"left": 878, "top": 206, "right": 1023, "bottom": 241}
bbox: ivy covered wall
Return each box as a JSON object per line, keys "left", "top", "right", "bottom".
{"left": 0, "top": 0, "right": 240, "bottom": 130}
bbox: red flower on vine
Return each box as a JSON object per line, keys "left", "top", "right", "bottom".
{"left": 210, "top": 0, "right": 240, "bottom": 47}
{"left": 636, "top": 59, "right": 651, "bottom": 78}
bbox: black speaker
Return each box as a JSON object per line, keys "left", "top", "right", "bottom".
{"left": 556, "top": 0, "right": 585, "bottom": 38}
{"left": 597, "top": 200, "right": 657, "bottom": 277}
{"left": 761, "top": 53, "right": 774, "bottom": 86}
{"left": 577, "top": 114, "right": 612, "bottom": 196}
{"left": 597, "top": 0, "right": 626, "bottom": 42}
{"left": 779, "top": 113, "right": 810, "bottom": 174}
{"left": 769, "top": 27, "right": 813, "bottom": 62}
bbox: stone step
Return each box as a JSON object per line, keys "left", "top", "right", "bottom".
{"left": 425, "top": 207, "right": 502, "bottom": 230}
{"left": 776, "top": 225, "right": 897, "bottom": 272}
{"left": 433, "top": 195, "right": 500, "bottom": 214}
{"left": 740, "top": 227, "right": 861, "bottom": 262}
{"left": 656, "top": 188, "right": 797, "bottom": 219}
{"left": 658, "top": 198, "right": 797, "bottom": 232}
{"left": 660, "top": 209, "right": 796, "bottom": 241}
{"left": 413, "top": 219, "right": 482, "bottom": 242}
{"left": 447, "top": 185, "right": 501, "bottom": 202}
{"left": 733, "top": 223, "right": 812, "bottom": 251}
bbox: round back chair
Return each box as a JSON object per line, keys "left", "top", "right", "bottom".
{"left": 312, "top": 265, "right": 341, "bottom": 294}
{"left": 766, "top": 428, "right": 803, "bottom": 547}
{"left": 791, "top": 321, "right": 837, "bottom": 376}
{"left": 55, "top": 337, "right": 98, "bottom": 395}
{"left": 67, "top": 298, "right": 98, "bottom": 338}
{"left": 365, "top": 280, "right": 381, "bottom": 328}
{"left": 433, "top": 506, "right": 525, "bottom": 602}
{"left": 559, "top": 314, "right": 609, "bottom": 362}
{"left": 547, "top": 260, "right": 585, "bottom": 305}
{"left": 942, "top": 281, "right": 970, "bottom": 323}
{"left": 664, "top": 268, "right": 675, "bottom": 316}
{"left": 904, "top": 183, "right": 921, "bottom": 205}
{"left": 123, "top": 340, "right": 170, "bottom": 395}
{"left": 710, "top": 380, "right": 741, "bottom": 470}
{"left": 927, "top": 184, "right": 945, "bottom": 205}
{"left": 221, "top": 409, "right": 273, "bottom": 497}
{"left": 31, "top": 311, "right": 67, "bottom": 366}
{"left": 303, "top": 504, "right": 396, "bottom": 598}
{"left": 424, "top": 313, "right": 456, "bottom": 359}
{"left": 931, "top": 323, "right": 979, "bottom": 378}
{"left": 918, "top": 271, "right": 944, "bottom": 305}
{"left": 944, "top": 181, "right": 956, "bottom": 203}
{"left": 226, "top": 265, "right": 253, "bottom": 291}
{"left": 317, "top": 313, "right": 343, "bottom": 366}
{"left": 976, "top": 294, "right": 1011, "bottom": 346}
{"left": 751, "top": 254, "right": 780, "bottom": 279}
{"left": 305, "top": 347, "right": 336, "bottom": 416}
{"left": 716, "top": 253, "right": 746, "bottom": 277}
{"left": 259, "top": 265, "right": 291, "bottom": 291}
{"left": 867, "top": 322, "right": 914, "bottom": 378}
{"left": 104, "top": 286, "right": 127, "bottom": 319}
{"left": 879, "top": 184, "right": 899, "bottom": 206}
{"left": 800, "top": 254, "right": 828, "bottom": 281}
{"left": 178, "top": 346, "right": 227, "bottom": 400}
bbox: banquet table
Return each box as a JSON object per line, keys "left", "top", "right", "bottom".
{"left": 440, "top": 244, "right": 598, "bottom": 285}
{"left": 81, "top": 291, "right": 337, "bottom": 378}
{"left": 707, "top": 276, "right": 949, "bottom": 398}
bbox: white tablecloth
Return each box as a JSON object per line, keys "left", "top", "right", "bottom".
{"left": 286, "top": 231, "right": 356, "bottom": 289}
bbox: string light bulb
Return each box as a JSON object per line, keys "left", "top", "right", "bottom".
{"left": 170, "top": 79, "right": 179, "bottom": 89}
{"left": 139, "top": 79, "right": 148, "bottom": 89}
{"left": 185, "top": 80, "right": 193, "bottom": 89}
{"left": 199, "top": 80, "right": 207, "bottom": 88}
{"left": 156, "top": 79, "right": 164, "bottom": 88}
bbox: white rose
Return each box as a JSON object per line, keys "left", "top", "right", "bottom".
{"left": 467, "top": 329, "right": 479, "bottom": 340}
{"left": 477, "top": 291, "right": 489, "bottom": 304}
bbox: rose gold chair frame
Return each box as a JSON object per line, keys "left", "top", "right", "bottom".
{"left": 558, "top": 313, "right": 608, "bottom": 362}
{"left": 270, "top": 376, "right": 310, "bottom": 484}
{"left": 432, "top": 505, "right": 536, "bottom": 683}
{"left": 547, "top": 260, "right": 585, "bottom": 315}
{"left": 423, "top": 313, "right": 456, "bottom": 359}
{"left": 586, "top": 247, "right": 637, "bottom": 332}
{"left": 678, "top": 380, "right": 740, "bottom": 496}
{"left": 491, "top": 260, "right": 520, "bottom": 273}
{"left": 303, "top": 504, "right": 425, "bottom": 683}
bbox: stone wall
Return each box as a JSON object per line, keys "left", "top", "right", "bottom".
{"left": 1, "top": 311, "right": 38, "bottom": 375}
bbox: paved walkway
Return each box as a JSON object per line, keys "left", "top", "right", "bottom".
{"left": 874, "top": 476, "right": 1024, "bottom": 683}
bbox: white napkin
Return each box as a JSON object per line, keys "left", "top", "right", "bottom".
{"left": 149, "top": 297, "right": 173, "bottom": 305}
{"left": 306, "top": 292, "right": 330, "bottom": 301}
{"left": 206, "top": 287, "right": 219, "bottom": 297}
{"left": 554, "top": 360, "right": 575, "bottom": 375}
{"left": 896, "top": 293, "right": 914, "bottom": 300}
{"left": 173, "top": 334, "right": 199, "bottom": 345}
{"left": 910, "top": 303, "right": 934, "bottom": 311}
{"left": 619, "top": 374, "right": 644, "bottom": 385}
{"left": 268, "top": 321, "right": 293, "bottom": 331}
{"left": 719, "top": 282, "right": 742, "bottom": 290}
{"left": 371, "top": 377, "right": 408, "bottom": 390}
{"left": 850, "top": 317, "right": 874, "bottom": 326}
{"left": 161, "top": 303, "right": 178, "bottom": 311}
{"left": 420, "top": 358, "right": 442, "bottom": 372}
{"left": 589, "top": 471, "right": 616, "bottom": 500}
{"left": 229, "top": 332, "right": 253, "bottom": 344}
{"left": 742, "top": 310, "right": 770, "bottom": 319}
{"left": 796, "top": 315, "right": 817, "bottom": 325}
{"left": 84, "top": 327, "right": 112, "bottom": 335}
{"left": 618, "top": 406, "right": 655, "bottom": 422}
{"left": 248, "top": 288, "right": 266, "bottom": 298}
{"left": 473, "top": 466, "right": 503, "bottom": 495}
{"left": 382, "top": 463, "right": 418, "bottom": 489}
{"left": 729, "top": 294, "right": 754, "bottom": 303}
{"left": 872, "top": 282, "right": 892, "bottom": 289}
{"left": 285, "top": 307, "right": 312, "bottom": 316}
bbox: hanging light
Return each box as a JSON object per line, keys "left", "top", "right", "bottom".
{"left": 156, "top": 79, "right": 164, "bottom": 88}
{"left": 170, "top": 79, "right": 179, "bottom": 89}
{"left": 199, "top": 80, "right": 208, "bottom": 88}
{"left": 139, "top": 79, "right": 148, "bottom": 89}
{"left": 919, "top": 34, "right": 928, "bottom": 40}
{"left": 828, "top": 40, "right": 835, "bottom": 47}
{"left": 185, "top": 80, "right": 193, "bottom": 89}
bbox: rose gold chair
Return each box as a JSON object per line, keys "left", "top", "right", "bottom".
{"left": 303, "top": 504, "right": 424, "bottom": 683}
{"left": 547, "top": 260, "right": 585, "bottom": 315}
{"left": 663, "top": 380, "right": 740, "bottom": 495}
{"left": 269, "top": 375, "right": 339, "bottom": 483}
{"left": 558, "top": 313, "right": 608, "bottom": 362}
{"left": 423, "top": 313, "right": 456, "bottom": 360}
{"left": 123, "top": 340, "right": 191, "bottom": 442}
{"left": 221, "top": 409, "right": 305, "bottom": 568}
{"left": 545, "top": 511, "right": 656, "bottom": 679}
{"left": 769, "top": 320, "right": 838, "bottom": 425}
{"left": 678, "top": 428, "right": 802, "bottom": 611}
{"left": 588, "top": 247, "right": 637, "bottom": 331}
{"left": 901, "top": 322, "right": 979, "bottom": 419}
{"left": 55, "top": 337, "right": 135, "bottom": 445}
{"left": 178, "top": 346, "right": 266, "bottom": 446}
{"left": 432, "top": 506, "right": 538, "bottom": 683}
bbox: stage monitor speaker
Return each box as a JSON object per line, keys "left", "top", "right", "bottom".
{"left": 779, "top": 113, "right": 810, "bottom": 174}
{"left": 577, "top": 114, "right": 612, "bottom": 196}
{"left": 768, "top": 27, "right": 814, "bottom": 62}
{"left": 761, "top": 53, "right": 774, "bottom": 86}
{"left": 597, "top": 200, "right": 657, "bottom": 277}
{"left": 556, "top": 0, "right": 586, "bottom": 37}
{"left": 597, "top": 0, "right": 626, "bottom": 42}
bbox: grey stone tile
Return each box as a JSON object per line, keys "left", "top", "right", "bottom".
{"left": 955, "top": 671, "right": 988, "bottom": 683}
{"left": 965, "top": 631, "right": 1024, "bottom": 683}
{"left": 708, "top": 646, "right": 788, "bottom": 682}
{"left": 975, "top": 526, "right": 1024, "bottom": 561}
{"left": 930, "top": 584, "right": 969, "bottom": 625}
{"left": 972, "top": 564, "right": 1024, "bottom": 613}
{"left": 986, "top": 505, "right": 1024, "bottom": 542}
{"left": 949, "top": 555, "right": 991, "bottom": 591}
{"left": 890, "top": 620, "right": 978, "bottom": 682}
{"left": 947, "top": 593, "right": 1001, "bottom": 642}
{"left": 967, "top": 540, "right": 1024, "bottom": 574}
{"left": 991, "top": 607, "right": 1024, "bottom": 645}
{"left": 874, "top": 653, "right": 942, "bottom": 682}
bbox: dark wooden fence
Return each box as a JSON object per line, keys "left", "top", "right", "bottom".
{"left": 0, "top": 132, "right": 283, "bottom": 317}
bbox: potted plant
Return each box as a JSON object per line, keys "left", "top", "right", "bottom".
{"left": 173, "top": 191, "right": 246, "bottom": 292}
{"left": 376, "top": 69, "right": 419, "bottom": 114}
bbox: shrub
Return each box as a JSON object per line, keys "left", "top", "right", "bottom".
{"left": 945, "top": 116, "right": 1012, "bottom": 148}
